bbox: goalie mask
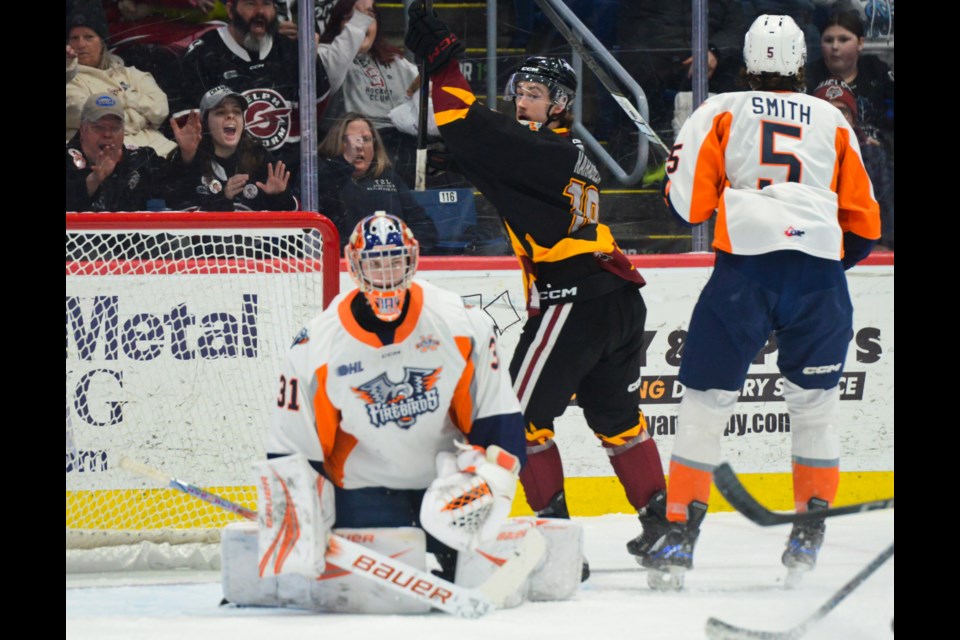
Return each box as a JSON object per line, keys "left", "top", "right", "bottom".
{"left": 346, "top": 211, "right": 419, "bottom": 322}
{"left": 504, "top": 56, "right": 578, "bottom": 117}
{"left": 743, "top": 14, "right": 806, "bottom": 77}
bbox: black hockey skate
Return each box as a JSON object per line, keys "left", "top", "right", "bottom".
{"left": 782, "top": 497, "right": 828, "bottom": 587}
{"left": 539, "top": 490, "right": 590, "bottom": 582}
{"left": 625, "top": 490, "right": 670, "bottom": 568}
{"left": 641, "top": 500, "right": 708, "bottom": 591}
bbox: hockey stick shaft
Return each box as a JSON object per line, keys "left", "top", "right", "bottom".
{"left": 117, "top": 455, "right": 542, "bottom": 617}
{"left": 704, "top": 542, "right": 894, "bottom": 640}
{"left": 414, "top": 0, "right": 432, "bottom": 191}
{"left": 713, "top": 463, "right": 894, "bottom": 527}
{"left": 532, "top": 0, "right": 670, "bottom": 155}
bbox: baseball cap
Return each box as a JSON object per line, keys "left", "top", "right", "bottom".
{"left": 813, "top": 78, "right": 858, "bottom": 122}
{"left": 200, "top": 86, "right": 249, "bottom": 119}
{"left": 81, "top": 93, "right": 124, "bottom": 123}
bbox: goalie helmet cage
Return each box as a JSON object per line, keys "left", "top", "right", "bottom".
{"left": 66, "top": 211, "right": 340, "bottom": 572}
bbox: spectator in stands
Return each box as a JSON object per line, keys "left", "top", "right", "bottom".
{"left": 807, "top": 10, "right": 893, "bottom": 249}
{"left": 317, "top": 113, "right": 438, "bottom": 253}
{"left": 98, "top": 1, "right": 226, "bottom": 105}
{"left": 319, "top": 0, "right": 422, "bottom": 188}
{"left": 614, "top": 0, "right": 747, "bottom": 144}
{"left": 166, "top": 86, "right": 297, "bottom": 211}
{"left": 275, "top": 0, "right": 338, "bottom": 39}
{"left": 178, "top": 0, "right": 375, "bottom": 188}
{"left": 66, "top": 0, "right": 178, "bottom": 157}
{"left": 66, "top": 92, "right": 170, "bottom": 212}
{"left": 812, "top": 77, "right": 893, "bottom": 250}
{"left": 807, "top": 10, "right": 893, "bottom": 151}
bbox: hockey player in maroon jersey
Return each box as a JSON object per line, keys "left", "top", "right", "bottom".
{"left": 405, "top": 3, "right": 671, "bottom": 580}
{"left": 641, "top": 15, "right": 880, "bottom": 590}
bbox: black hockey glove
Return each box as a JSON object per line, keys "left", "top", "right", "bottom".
{"left": 405, "top": 3, "right": 465, "bottom": 74}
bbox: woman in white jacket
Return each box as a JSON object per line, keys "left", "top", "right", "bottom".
{"left": 65, "top": 3, "right": 177, "bottom": 158}
{"left": 319, "top": 0, "right": 421, "bottom": 186}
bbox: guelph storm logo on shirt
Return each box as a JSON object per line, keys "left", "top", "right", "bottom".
{"left": 352, "top": 367, "right": 442, "bottom": 429}
{"left": 242, "top": 88, "right": 297, "bottom": 151}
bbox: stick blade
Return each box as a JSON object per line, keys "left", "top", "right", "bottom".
{"left": 713, "top": 463, "right": 784, "bottom": 526}
{"left": 705, "top": 616, "right": 799, "bottom": 640}
{"left": 117, "top": 455, "right": 173, "bottom": 485}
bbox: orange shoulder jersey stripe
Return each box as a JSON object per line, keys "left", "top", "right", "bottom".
{"left": 666, "top": 91, "right": 880, "bottom": 260}
{"left": 448, "top": 335, "right": 476, "bottom": 435}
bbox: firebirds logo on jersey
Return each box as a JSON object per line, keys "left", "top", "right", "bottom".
{"left": 352, "top": 367, "right": 442, "bottom": 429}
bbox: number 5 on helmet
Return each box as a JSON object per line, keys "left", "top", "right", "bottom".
{"left": 253, "top": 453, "right": 335, "bottom": 578}
{"left": 421, "top": 443, "right": 521, "bottom": 552}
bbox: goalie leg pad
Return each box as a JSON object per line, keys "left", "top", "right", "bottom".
{"left": 221, "top": 522, "right": 431, "bottom": 614}
{"left": 253, "top": 453, "right": 335, "bottom": 578}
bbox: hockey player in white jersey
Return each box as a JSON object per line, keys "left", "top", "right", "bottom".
{"left": 258, "top": 211, "right": 527, "bottom": 584}
{"left": 639, "top": 15, "right": 880, "bottom": 590}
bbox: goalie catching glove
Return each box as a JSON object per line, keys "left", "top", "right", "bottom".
{"left": 421, "top": 441, "right": 521, "bottom": 552}
{"left": 405, "top": 2, "right": 465, "bottom": 74}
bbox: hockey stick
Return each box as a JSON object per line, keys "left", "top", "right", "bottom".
{"left": 713, "top": 463, "right": 894, "bottom": 527}
{"left": 704, "top": 541, "right": 894, "bottom": 640}
{"left": 414, "top": 0, "right": 432, "bottom": 191}
{"left": 118, "top": 455, "right": 545, "bottom": 618}
{"left": 531, "top": 0, "right": 670, "bottom": 155}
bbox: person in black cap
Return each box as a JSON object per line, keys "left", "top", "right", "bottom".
{"left": 166, "top": 85, "right": 297, "bottom": 211}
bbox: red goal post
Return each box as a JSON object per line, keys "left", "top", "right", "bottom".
{"left": 66, "top": 211, "right": 340, "bottom": 571}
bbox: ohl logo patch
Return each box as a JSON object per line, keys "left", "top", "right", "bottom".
{"left": 242, "top": 88, "right": 295, "bottom": 151}
{"left": 352, "top": 367, "right": 442, "bottom": 429}
{"left": 416, "top": 334, "right": 440, "bottom": 352}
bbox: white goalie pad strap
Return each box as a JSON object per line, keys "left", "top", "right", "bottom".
{"left": 222, "top": 522, "right": 430, "bottom": 614}
{"left": 421, "top": 444, "right": 520, "bottom": 552}
{"left": 253, "top": 453, "right": 335, "bottom": 578}
{"left": 455, "top": 517, "right": 582, "bottom": 605}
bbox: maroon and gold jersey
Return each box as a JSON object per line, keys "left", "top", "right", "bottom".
{"left": 428, "top": 64, "right": 643, "bottom": 310}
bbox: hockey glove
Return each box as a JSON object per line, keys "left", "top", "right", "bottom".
{"left": 421, "top": 441, "right": 521, "bottom": 552}
{"left": 405, "top": 3, "right": 465, "bottom": 74}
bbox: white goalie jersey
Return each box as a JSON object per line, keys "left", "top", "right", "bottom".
{"left": 267, "top": 279, "right": 524, "bottom": 490}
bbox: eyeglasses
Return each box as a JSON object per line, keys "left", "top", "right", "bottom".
{"left": 344, "top": 135, "right": 375, "bottom": 145}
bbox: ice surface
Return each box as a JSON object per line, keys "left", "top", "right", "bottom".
{"left": 66, "top": 511, "right": 894, "bottom": 640}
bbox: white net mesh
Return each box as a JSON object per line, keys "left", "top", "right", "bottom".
{"left": 65, "top": 212, "right": 339, "bottom": 570}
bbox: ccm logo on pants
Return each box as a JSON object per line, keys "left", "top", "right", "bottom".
{"left": 802, "top": 363, "right": 842, "bottom": 375}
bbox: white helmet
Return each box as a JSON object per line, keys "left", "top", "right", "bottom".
{"left": 743, "top": 14, "right": 806, "bottom": 76}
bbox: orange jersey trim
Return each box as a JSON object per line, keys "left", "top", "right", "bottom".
{"left": 448, "top": 335, "right": 476, "bottom": 435}
{"left": 337, "top": 291, "right": 382, "bottom": 348}
{"left": 835, "top": 127, "right": 881, "bottom": 240}
{"left": 336, "top": 284, "right": 426, "bottom": 348}
{"left": 312, "top": 364, "right": 340, "bottom": 459}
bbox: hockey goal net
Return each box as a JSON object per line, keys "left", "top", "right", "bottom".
{"left": 66, "top": 211, "right": 340, "bottom": 572}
